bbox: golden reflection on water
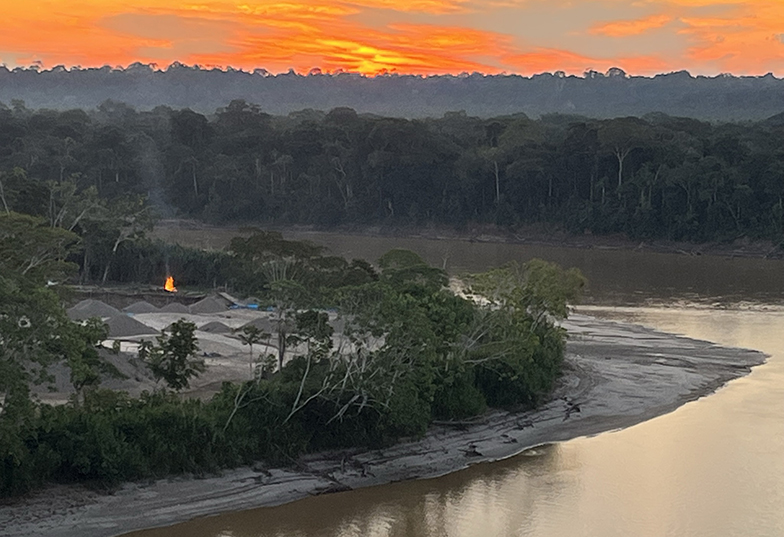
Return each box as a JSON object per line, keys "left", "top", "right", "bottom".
{"left": 127, "top": 307, "right": 784, "bottom": 537}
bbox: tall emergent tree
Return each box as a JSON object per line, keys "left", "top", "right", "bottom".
{"left": 0, "top": 211, "right": 114, "bottom": 494}
{"left": 237, "top": 324, "right": 271, "bottom": 380}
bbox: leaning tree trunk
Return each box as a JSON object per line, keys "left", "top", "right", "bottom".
{"left": 101, "top": 236, "right": 124, "bottom": 284}
{"left": 0, "top": 177, "right": 9, "bottom": 215}
{"left": 493, "top": 160, "right": 500, "bottom": 204}
{"left": 277, "top": 327, "right": 287, "bottom": 372}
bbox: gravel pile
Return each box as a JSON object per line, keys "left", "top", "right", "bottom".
{"left": 32, "top": 349, "right": 157, "bottom": 396}
{"left": 67, "top": 299, "right": 121, "bottom": 320}
{"left": 189, "top": 296, "right": 229, "bottom": 314}
{"left": 241, "top": 317, "right": 275, "bottom": 333}
{"left": 163, "top": 321, "right": 192, "bottom": 332}
{"left": 160, "top": 302, "right": 190, "bottom": 313}
{"left": 106, "top": 315, "right": 159, "bottom": 338}
{"left": 199, "top": 321, "right": 233, "bottom": 334}
{"left": 123, "top": 301, "right": 159, "bottom": 314}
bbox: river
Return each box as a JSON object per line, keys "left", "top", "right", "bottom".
{"left": 130, "top": 229, "right": 784, "bottom": 537}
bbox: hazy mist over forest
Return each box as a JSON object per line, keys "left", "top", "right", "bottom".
{"left": 2, "top": 64, "right": 784, "bottom": 120}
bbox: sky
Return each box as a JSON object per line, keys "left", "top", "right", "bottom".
{"left": 2, "top": 0, "right": 784, "bottom": 76}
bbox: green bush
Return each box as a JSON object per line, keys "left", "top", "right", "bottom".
{"left": 432, "top": 369, "right": 487, "bottom": 420}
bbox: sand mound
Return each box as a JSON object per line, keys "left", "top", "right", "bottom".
{"left": 123, "top": 301, "right": 159, "bottom": 314}
{"left": 160, "top": 302, "right": 190, "bottom": 313}
{"left": 163, "top": 320, "right": 195, "bottom": 332}
{"left": 67, "top": 299, "right": 121, "bottom": 320}
{"left": 199, "top": 321, "right": 233, "bottom": 334}
{"left": 189, "top": 296, "right": 229, "bottom": 314}
{"left": 32, "top": 349, "right": 157, "bottom": 397}
{"left": 241, "top": 317, "right": 275, "bottom": 333}
{"left": 106, "top": 315, "right": 158, "bottom": 338}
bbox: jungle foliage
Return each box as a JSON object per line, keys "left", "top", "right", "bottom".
{"left": 2, "top": 100, "right": 784, "bottom": 252}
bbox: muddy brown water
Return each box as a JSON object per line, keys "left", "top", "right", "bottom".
{"left": 129, "top": 227, "right": 784, "bottom": 537}
{"left": 154, "top": 223, "right": 784, "bottom": 306}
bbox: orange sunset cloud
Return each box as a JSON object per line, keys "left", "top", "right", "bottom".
{"left": 2, "top": 0, "right": 784, "bottom": 75}
{"left": 590, "top": 14, "right": 672, "bottom": 37}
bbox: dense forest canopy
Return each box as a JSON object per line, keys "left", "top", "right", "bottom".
{"left": 2, "top": 66, "right": 784, "bottom": 120}
{"left": 2, "top": 99, "right": 784, "bottom": 249}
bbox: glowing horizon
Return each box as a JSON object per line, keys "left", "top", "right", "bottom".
{"left": 6, "top": 62, "right": 782, "bottom": 80}
{"left": 3, "top": 1, "right": 784, "bottom": 77}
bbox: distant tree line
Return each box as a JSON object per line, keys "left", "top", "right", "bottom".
{"left": 2, "top": 100, "right": 784, "bottom": 249}
{"left": 3, "top": 65, "right": 784, "bottom": 120}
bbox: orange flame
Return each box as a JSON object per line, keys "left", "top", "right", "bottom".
{"left": 164, "top": 276, "right": 177, "bottom": 293}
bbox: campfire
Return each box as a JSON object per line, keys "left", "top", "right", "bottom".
{"left": 164, "top": 276, "right": 177, "bottom": 293}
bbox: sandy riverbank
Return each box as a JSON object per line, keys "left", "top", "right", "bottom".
{"left": 0, "top": 314, "right": 766, "bottom": 537}
{"left": 153, "top": 219, "right": 784, "bottom": 260}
